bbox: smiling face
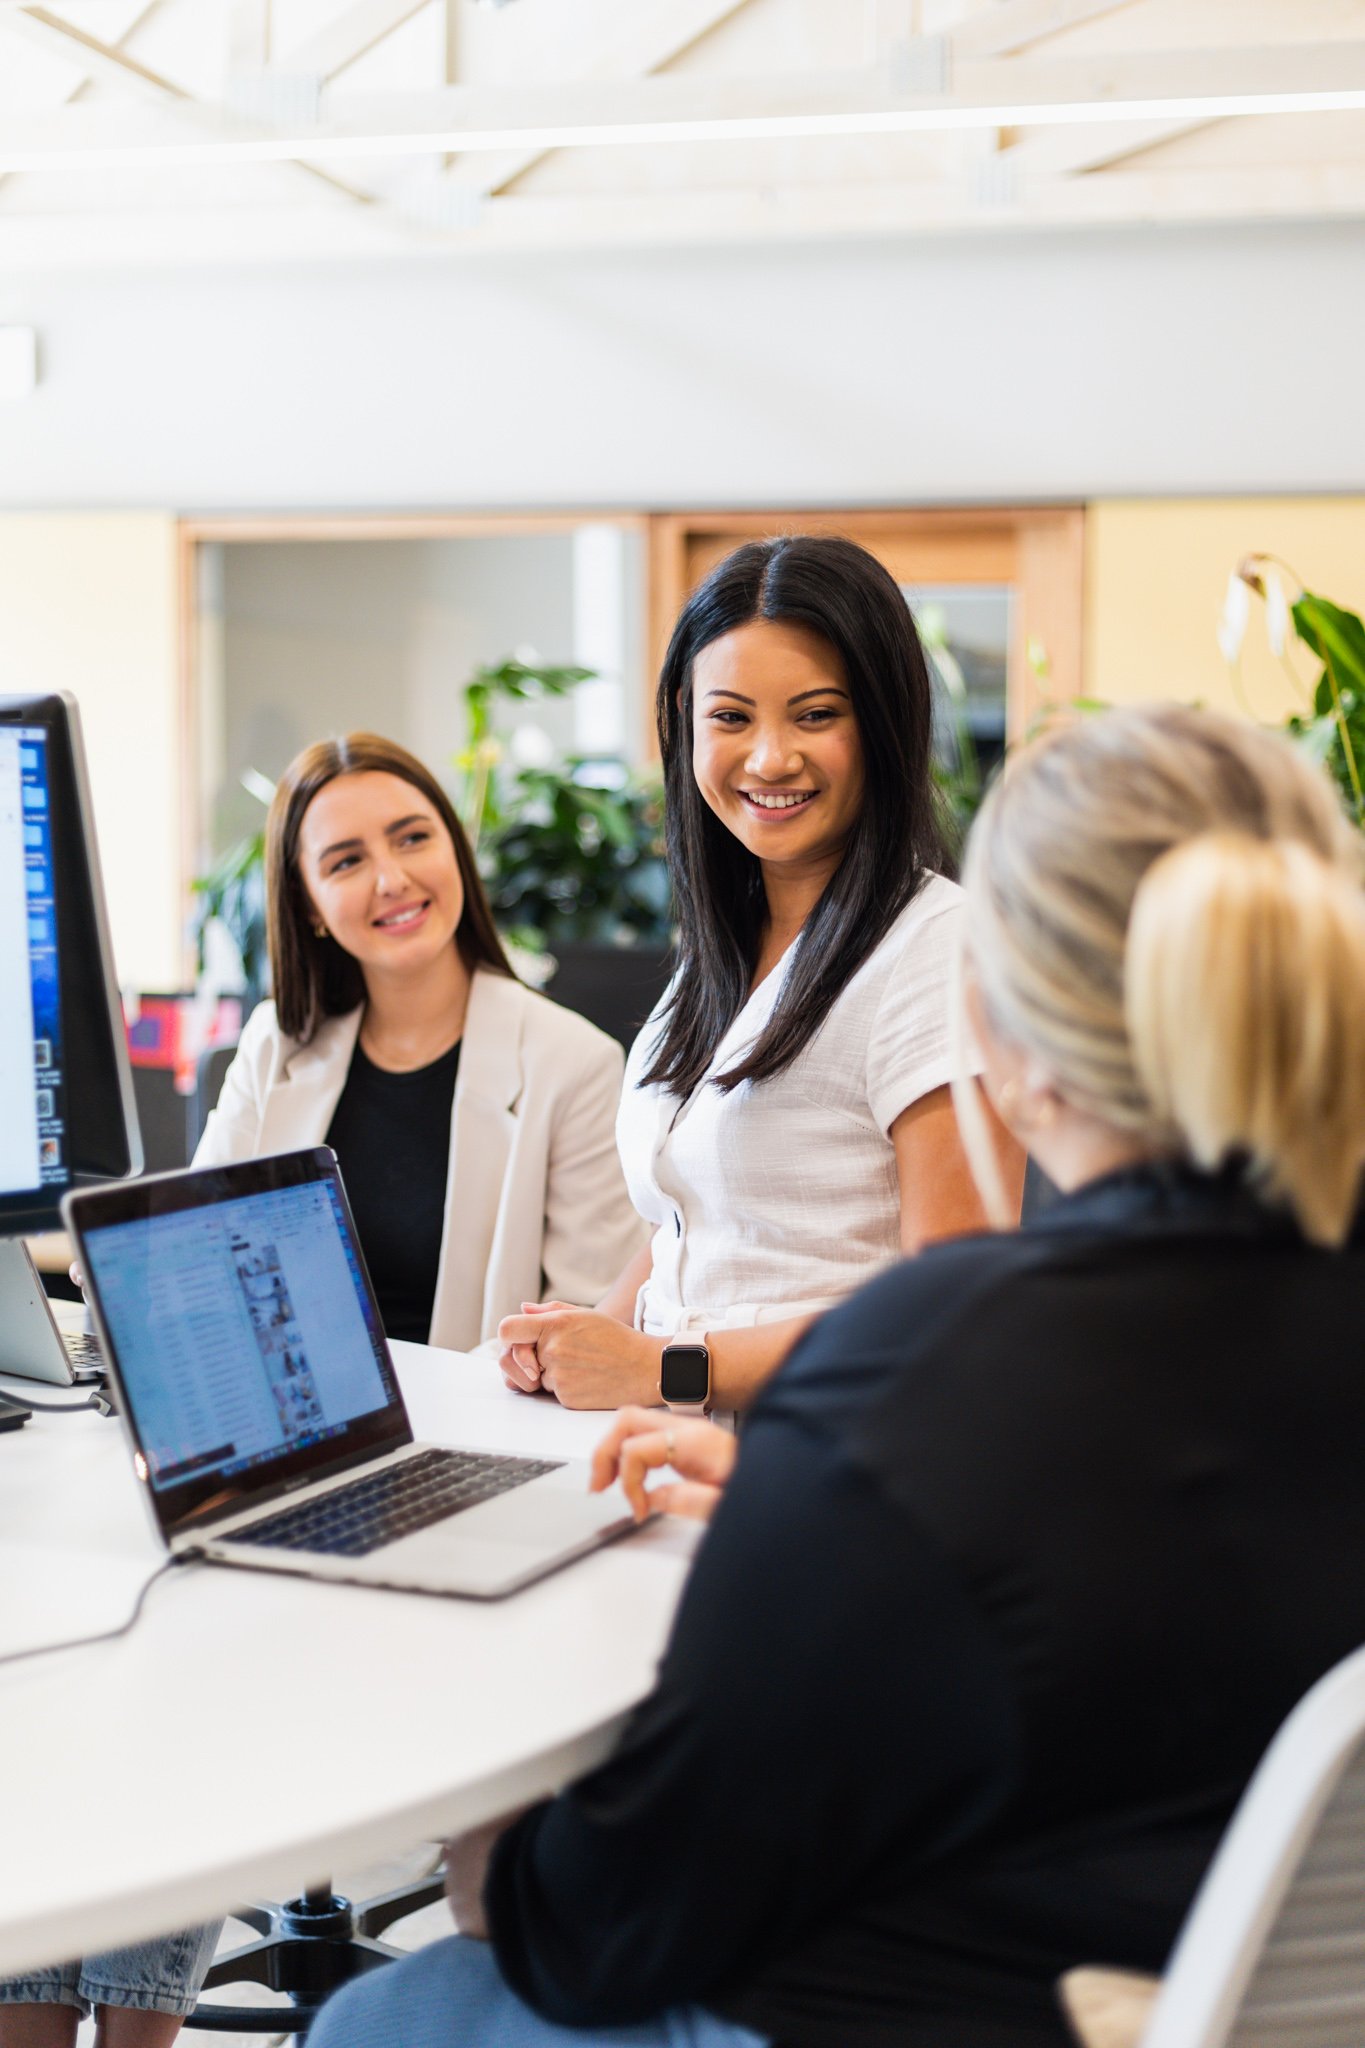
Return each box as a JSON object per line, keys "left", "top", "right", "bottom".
{"left": 296, "top": 770, "right": 465, "bottom": 984}
{"left": 691, "top": 618, "right": 865, "bottom": 892}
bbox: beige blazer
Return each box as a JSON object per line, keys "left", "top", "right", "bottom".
{"left": 193, "top": 969, "right": 647, "bottom": 1354}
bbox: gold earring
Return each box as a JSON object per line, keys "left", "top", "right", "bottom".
{"left": 312, "top": 921, "right": 327, "bottom": 940}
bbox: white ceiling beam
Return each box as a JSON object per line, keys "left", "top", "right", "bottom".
{"left": 952, "top": 0, "right": 1141, "bottom": 60}
{"left": 0, "top": 4, "right": 379, "bottom": 209}
{"left": 451, "top": 164, "right": 1365, "bottom": 247}
{"left": 4, "top": 43, "right": 1365, "bottom": 165}
{"left": 0, "top": 0, "right": 163, "bottom": 198}
{"left": 279, "top": 0, "right": 436, "bottom": 85}
{"left": 439, "top": 0, "right": 757, "bottom": 202}
{"left": 1002, "top": 115, "right": 1214, "bottom": 179}
{"left": 4, "top": 160, "right": 1365, "bottom": 270}
{"left": 0, "top": 5, "right": 195, "bottom": 102}
{"left": 229, "top": 0, "right": 272, "bottom": 74}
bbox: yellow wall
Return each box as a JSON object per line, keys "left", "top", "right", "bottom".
{"left": 0, "top": 514, "right": 181, "bottom": 991}
{"left": 1085, "top": 498, "right": 1365, "bottom": 724}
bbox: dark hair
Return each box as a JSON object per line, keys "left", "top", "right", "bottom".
{"left": 644, "top": 535, "right": 949, "bottom": 1098}
{"left": 266, "top": 731, "right": 513, "bottom": 1043}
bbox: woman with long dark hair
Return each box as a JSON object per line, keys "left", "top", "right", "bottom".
{"left": 498, "top": 537, "right": 1022, "bottom": 1413}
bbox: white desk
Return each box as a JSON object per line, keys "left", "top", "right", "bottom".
{"left": 0, "top": 1343, "right": 698, "bottom": 1977}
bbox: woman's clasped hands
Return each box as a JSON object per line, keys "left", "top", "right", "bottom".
{"left": 497, "top": 1301, "right": 662, "bottom": 1408}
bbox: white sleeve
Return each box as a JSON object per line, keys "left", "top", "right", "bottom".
{"left": 865, "top": 895, "right": 978, "bottom": 1135}
{"left": 190, "top": 1004, "right": 277, "bottom": 1167}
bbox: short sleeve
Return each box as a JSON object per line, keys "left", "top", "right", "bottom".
{"left": 866, "top": 890, "right": 979, "bottom": 1135}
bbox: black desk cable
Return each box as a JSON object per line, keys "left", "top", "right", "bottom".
{"left": 2, "top": 1386, "right": 116, "bottom": 1417}
{"left": 0, "top": 1556, "right": 190, "bottom": 1670}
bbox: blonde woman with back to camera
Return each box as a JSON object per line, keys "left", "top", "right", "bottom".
{"left": 305, "top": 703, "right": 1365, "bottom": 2048}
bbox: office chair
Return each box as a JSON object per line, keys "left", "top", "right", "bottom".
{"left": 1062, "top": 1641, "right": 1365, "bottom": 2048}
{"left": 182, "top": 1860, "right": 446, "bottom": 2038}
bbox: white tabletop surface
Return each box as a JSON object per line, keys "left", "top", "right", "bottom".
{"left": 0, "top": 1339, "right": 698, "bottom": 1977}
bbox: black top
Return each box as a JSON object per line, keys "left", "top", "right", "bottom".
{"left": 485, "top": 1163, "right": 1365, "bottom": 2048}
{"left": 324, "top": 1040, "right": 459, "bottom": 1344}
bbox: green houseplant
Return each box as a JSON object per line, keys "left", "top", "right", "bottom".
{"left": 456, "top": 654, "right": 672, "bottom": 956}
{"left": 1222, "top": 556, "right": 1365, "bottom": 828}
{"left": 455, "top": 655, "right": 674, "bottom": 1046}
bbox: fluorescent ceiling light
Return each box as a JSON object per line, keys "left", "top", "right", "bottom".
{"left": 0, "top": 89, "right": 1362, "bottom": 174}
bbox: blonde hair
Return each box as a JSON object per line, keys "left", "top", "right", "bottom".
{"left": 957, "top": 704, "right": 1365, "bottom": 1246}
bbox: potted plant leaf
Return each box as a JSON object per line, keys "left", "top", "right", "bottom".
{"left": 456, "top": 656, "right": 675, "bottom": 1049}
{"left": 1221, "top": 556, "right": 1365, "bottom": 829}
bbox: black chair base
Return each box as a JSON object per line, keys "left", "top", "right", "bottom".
{"left": 183, "top": 1868, "right": 446, "bottom": 2040}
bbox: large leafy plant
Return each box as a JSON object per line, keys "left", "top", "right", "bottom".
{"left": 191, "top": 771, "right": 273, "bottom": 1009}
{"left": 1223, "top": 556, "right": 1365, "bottom": 827}
{"left": 481, "top": 763, "right": 671, "bottom": 952}
{"left": 457, "top": 656, "right": 595, "bottom": 848}
{"left": 457, "top": 654, "right": 672, "bottom": 953}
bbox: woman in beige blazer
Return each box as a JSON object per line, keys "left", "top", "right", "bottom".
{"left": 12, "top": 734, "right": 644, "bottom": 2047}
{"left": 195, "top": 731, "right": 645, "bottom": 1356}
{"left": 195, "top": 964, "right": 642, "bottom": 1353}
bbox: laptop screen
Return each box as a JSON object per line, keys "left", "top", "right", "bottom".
{"left": 72, "top": 1150, "right": 411, "bottom": 1535}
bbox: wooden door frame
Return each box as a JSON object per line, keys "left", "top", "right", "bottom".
{"left": 174, "top": 509, "right": 650, "bottom": 981}
{"left": 647, "top": 507, "right": 1087, "bottom": 746}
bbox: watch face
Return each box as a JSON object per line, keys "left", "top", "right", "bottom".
{"left": 661, "top": 1344, "right": 710, "bottom": 1405}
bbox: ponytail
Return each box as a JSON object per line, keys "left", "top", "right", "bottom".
{"left": 962, "top": 704, "right": 1365, "bottom": 1243}
{"left": 1126, "top": 834, "right": 1365, "bottom": 1247}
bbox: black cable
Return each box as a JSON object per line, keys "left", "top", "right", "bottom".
{"left": 0, "top": 1387, "right": 114, "bottom": 1416}
{"left": 0, "top": 1556, "right": 188, "bottom": 1670}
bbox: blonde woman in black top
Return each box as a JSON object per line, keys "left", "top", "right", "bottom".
{"left": 304, "top": 703, "right": 1365, "bottom": 2048}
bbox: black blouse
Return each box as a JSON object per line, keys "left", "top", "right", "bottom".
{"left": 325, "top": 1040, "right": 459, "bottom": 1344}
{"left": 485, "top": 1164, "right": 1365, "bottom": 2047}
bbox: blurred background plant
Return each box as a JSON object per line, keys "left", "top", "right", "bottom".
{"left": 456, "top": 654, "right": 595, "bottom": 849}
{"left": 190, "top": 767, "right": 273, "bottom": 1012}
{"left": 919, "top": 603, "right": 982, "bottom": 859}
{"left": 456, "top": 652, "right": 672, "bottom": 956}
{"left": 1221, "top": 555, "right": 1365, "bottom": 827}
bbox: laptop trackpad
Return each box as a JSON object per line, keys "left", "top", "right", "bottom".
{"left": 381, "top": 1484, "right": 638, "bottom": 1598}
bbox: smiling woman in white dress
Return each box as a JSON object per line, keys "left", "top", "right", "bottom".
{"left": 498, "top": 536, "right": 1024, "bottom": 1413}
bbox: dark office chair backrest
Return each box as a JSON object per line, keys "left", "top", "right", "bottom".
{"left": 194, "top": 1044, "right": 238, "bottom": 1150}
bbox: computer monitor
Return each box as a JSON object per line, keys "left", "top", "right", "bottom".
{"left": 0, "top": 692, "right": 141, "bottom": 1235}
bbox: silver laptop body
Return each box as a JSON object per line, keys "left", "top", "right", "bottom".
{"left": 0, "top": 1238, "right": 104, "bottom": 1387}
{"left": 63, "top": 1147, "right": 640, "bottom": 1600}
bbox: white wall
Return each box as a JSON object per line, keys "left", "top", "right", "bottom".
{"left": 215, "top": 535, "right": 579, "bottom": 843}
{"left": 2, "top": 223, "right": 1364, "bottom": 511}
{"left": 0, "top": 514, "right": 180, "bottom": 991}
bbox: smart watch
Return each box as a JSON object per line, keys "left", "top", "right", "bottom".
{"left": 659, "top": 1340, "right": 711, "bottom": 1417}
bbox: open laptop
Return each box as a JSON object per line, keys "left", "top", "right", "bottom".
{"left": 63, "top": 1147, "right": 642, "bottom": 1599}
{"left": 0, "top": 1238, "right": 105, "bottom": 1387}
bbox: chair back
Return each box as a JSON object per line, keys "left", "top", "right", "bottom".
{"left": 1142, "top": 1643, "right": 1365, "bottom": 2048}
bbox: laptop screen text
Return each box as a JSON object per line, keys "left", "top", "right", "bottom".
{"left": 83, "top": 1174, "right": 401, "bottom": 1510}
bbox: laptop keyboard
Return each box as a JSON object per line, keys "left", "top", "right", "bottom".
{"left": 63, "top": 1332, "right": 103, "bottom": 1368}
{"left": 228, "top": 1447, "right": 563, "bottom": 1559}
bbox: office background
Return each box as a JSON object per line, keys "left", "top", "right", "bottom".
{"left": 0, "top": 0, "right": 1362, "bottom": 1004}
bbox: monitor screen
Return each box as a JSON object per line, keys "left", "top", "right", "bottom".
{"left": 0, "top": 725, "right": 67, "bottom": 1200}
{"left": 0, "top": 693, "right": 140, "bottom": 1231}
{"left": 71, "top": 1151, "right": 407, "bottom": 1532}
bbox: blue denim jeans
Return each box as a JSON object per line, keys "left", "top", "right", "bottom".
{"left": 308, "top": 1936, "right": 769, "bottom": 2048}
{"left": 0, "top": 1922, "right": 222, "bottom": 2020}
